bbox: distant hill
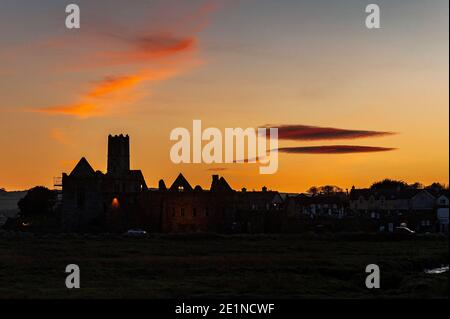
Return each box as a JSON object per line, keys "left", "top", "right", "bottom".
{"left": 0, "top": 190, "right": 28, "bottom": 225}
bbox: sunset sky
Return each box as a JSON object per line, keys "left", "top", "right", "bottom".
{"left": 0, "top": 0, "right": 448, "bottom": 192}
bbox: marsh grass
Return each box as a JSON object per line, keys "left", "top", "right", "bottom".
{"left": 0, "top": 233, "right": 447, "bottom": 299}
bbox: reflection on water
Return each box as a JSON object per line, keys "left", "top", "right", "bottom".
{"left": 424, "top": 265, "right": 449, "bottom": 274}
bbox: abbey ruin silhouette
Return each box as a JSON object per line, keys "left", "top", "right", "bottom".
{"left": 60, "top": 135, "right": 449, "bottom": 234}
{"left": 61, "top": 134, "right": 284, "bottom": 233}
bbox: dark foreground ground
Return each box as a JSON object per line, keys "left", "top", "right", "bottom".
{"left": 0, "top": 233, "right": 448, "bottom": 299}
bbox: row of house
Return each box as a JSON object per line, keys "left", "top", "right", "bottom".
{"left": 59, "top": 135, "right": 449, "bottom": 234}
{"left": 348, "top": 187, "right": 449, "bottom": 232}
{"left": 285, "top": 187, "right": 449, "bottom": 233}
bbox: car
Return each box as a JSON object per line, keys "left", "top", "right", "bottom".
{"left": 395, "top": 226, "right": 416, "bottom": 234}
{"left": 125, "top": 229, "right": 148, "bottom": 237}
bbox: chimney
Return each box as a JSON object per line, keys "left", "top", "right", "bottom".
{"left": 159, "top": 179, "right": 167, "bottom": 191}
{"left": 262, "top": 186, "right": 267, "bottom": 192}
{"left": 212, "top": 175, "right": 219, "bottom": 183}
{"left": 242, "top": 187, "right": 247, "bottom": 193}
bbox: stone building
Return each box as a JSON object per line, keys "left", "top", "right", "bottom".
{"left": 141, "top": 179, "right": 287, "bottom": 233}
{"left": 61, "top": 135, "right": 147, "bottom": 232}
{"left": 137, "top": 174, "right": 238, "bottom": 233}
{"left": 61, "top": 134, "right": 286, "bottom": 233}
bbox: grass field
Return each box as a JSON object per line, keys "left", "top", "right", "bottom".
{"left": 0, "top": 233, "right": 448, "bottom": 299}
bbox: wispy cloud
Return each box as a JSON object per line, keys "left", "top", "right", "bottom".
{"left": 264, "top": 124, "right": 396, "bottom": 141}
{"left": 87, "top": 74, "right": 149, "bottom": 98}
{"left": 35, "top": 67, "right": 185, "bottom": 117}
{"left": 33, "top": 2, "right": 218, "bottom": 118}
{"left": 95, "top": 34, "right": 197, "bottom": 66}
{"left": 39, "top": 102, "right": 100, "bottom": 118}
{"left": 277, "top": 145, "right": 396, "bottom": 154}
{"left": 234, "top": 145, "right": 396, "bottom": 163}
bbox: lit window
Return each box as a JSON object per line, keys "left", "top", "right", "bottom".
{"left": 111, "top": 198, "right": 120, "bottom": 209}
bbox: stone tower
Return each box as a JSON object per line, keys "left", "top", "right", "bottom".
{"left": 107, "top": 134, "right": 130, "bottom": 175}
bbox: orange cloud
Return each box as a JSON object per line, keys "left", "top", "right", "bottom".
{"left": 277, "top": 145, "right": 397, "bottom": 154}
{"left": 33, "top": 2, "right": 216, "bottom": 118}
{"left": 35, "top": 37, "right": 198, "bottom": 117}
{"left": 264, "top": 124, "right": 397, "bottom": 141}
{"left": 38, "top": 102, "right": 100, "bottom": 118}
{"left": 96, "top": 34, "right": 197, "bottom": 66}
{"left": 88, "top": 74, "right": 147, "bottom": 98}
{"left": 35, "top": 64, "right": 193, "bottom": 118}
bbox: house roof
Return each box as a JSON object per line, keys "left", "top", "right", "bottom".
{"left": 211, "top": 176, "right": 233, "bottom": 192}
{"left": 279, "top": 193, "right": 300, "bottom": 201}
{"left": 169, "top": 173, "right": 193, "bottom": 191}
{"left": 239, "top": 190, "right": 283, "bottom": 203}
{"left": 129, "top": 170, "right": 148, "bottom": 189}
{"left": 437, "top": 192, "right": 449, "bottom": 199}
{"left": 426, "top": 188, "right": 449, "bottom": 198}
{"left": 295, "top": 193, "right": 347, "bottom": 205}
{"left": 349, "top": 188, "right": 432, "bottom": 200}
{"left": 194, "top": 185, "right": 204, "bottom": 191}
{"left": 69, "top": 157, "right": 96, "bottom": 177}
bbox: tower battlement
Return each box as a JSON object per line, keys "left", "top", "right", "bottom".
{"left": 107, "top": 134, "right": 130, "bottom": 174}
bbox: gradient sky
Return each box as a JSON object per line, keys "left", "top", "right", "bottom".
{"left": 0, "top": 0, "right": 448, "bottom": 192}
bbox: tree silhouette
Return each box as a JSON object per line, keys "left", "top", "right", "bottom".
{"left": 319, "top": 185, "right": 343, "bottom": 195}
{"left": 308, "top": 185, "right": 343, "bottom": 195}
{"left": 307, "top": 186, "right": 319, "bottom": 196}
{"left": 370, "top": 179, "right": 408, "bottom": 190}
{"left": 409, "top": 182, "right": 423, "bottom": 189}
{"left": 18, "top": 186, "right": 56, "bottom": 220}
{"left": 425, "top": 182, "right": 446, "bottom": 192}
